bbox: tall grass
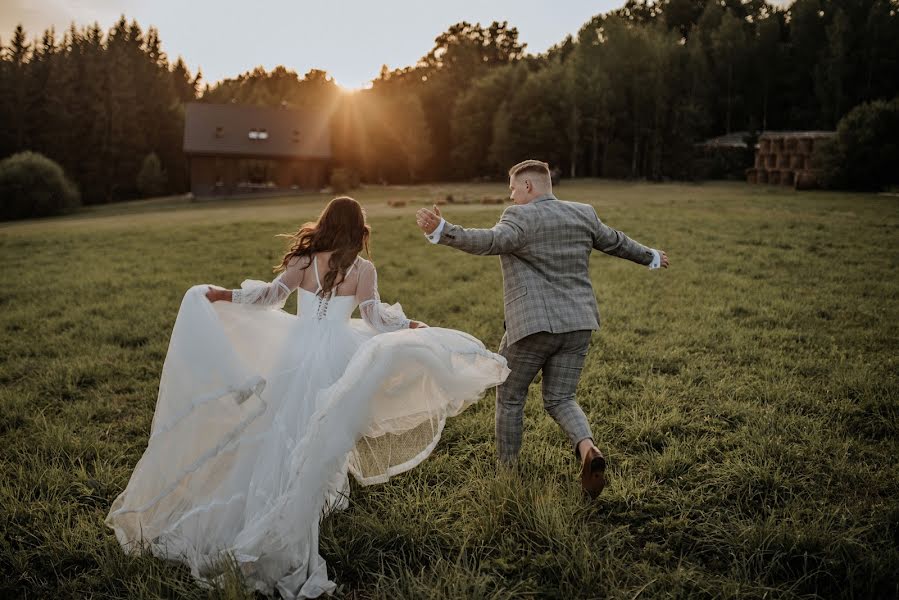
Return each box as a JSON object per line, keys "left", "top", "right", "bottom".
{"left": 1, "top": 181, "right": 897, "bottom": 599}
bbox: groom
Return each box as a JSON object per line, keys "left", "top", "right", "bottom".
{"left": 415, "top": 160, "right": 668, "bottom": 498}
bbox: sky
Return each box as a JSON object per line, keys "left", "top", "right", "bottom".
{"left": 0, "top": 0, "right": 622, "bottom": 89}
{"left": 1, "top": 0, "right": 794, "bottom": 90}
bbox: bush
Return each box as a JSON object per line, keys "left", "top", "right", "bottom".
{"left": 329, "top": 167, "right": 360, "bottom": 194}
{"left": 692, "top": 146, "right": 751, "bottom": 180}
{"left": 0, "top": 151, "right": 81, "bottom": 221}
{"left": 817, "top": 97, "right": 899, "bottom": 191}
{"left": 136, "top": 152, "right": 168, "bottom": 197}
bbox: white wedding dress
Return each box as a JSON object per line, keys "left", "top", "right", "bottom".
{"left": 105, "top": 254, "right": 509, "bottom": 598}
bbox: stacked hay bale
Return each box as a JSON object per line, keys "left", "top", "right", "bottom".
{"left": 746, "top": 131, "right": 835, "bottom": 189}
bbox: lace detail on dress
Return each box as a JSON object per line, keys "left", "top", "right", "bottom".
{"left": 231, "top": 273, "right": 295, "bottom": 309}
{"left": 353, "top": 260, "right": 411, "bottom": 332}
{"left": 359, "top": 297, "right": 410, "bottom": 332}
{"left": 231, "top": 263, "right": 302, "bottom": 309}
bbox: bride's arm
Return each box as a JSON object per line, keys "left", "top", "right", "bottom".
{"left": 206, "top": 255, "right": 310, "bottom": 308}
{"left": 355, "top": 261, "right": 426, "bottom": 331}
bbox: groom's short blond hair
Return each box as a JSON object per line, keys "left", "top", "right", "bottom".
{"left": 509, "top": 160, "right": 551, "bottom": 186}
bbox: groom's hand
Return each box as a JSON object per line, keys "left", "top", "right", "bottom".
{"left": 416, "top": 205, "right": 442, "bottom": 235}
{"left": 659, "top": 250, "right": 669, "bottom": 268}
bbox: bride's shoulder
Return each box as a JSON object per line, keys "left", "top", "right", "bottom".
{"left": 286, "top": 254, "right": 312, "bottom": 268}
{"left": 354, "top": 256, "right": 376, "bottom": 275}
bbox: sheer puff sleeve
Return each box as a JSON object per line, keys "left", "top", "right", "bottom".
{"left": 231, "top": 255, "right": 309, "bottom": 309}
{"left": 355, "top": 260, "right": 411, "bottom": 332}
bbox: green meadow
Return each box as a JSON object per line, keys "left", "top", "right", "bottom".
{"left": 1, "top": 180, "right": 897, "bottom": 599}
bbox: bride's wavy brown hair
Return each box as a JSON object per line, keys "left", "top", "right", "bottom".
{"left": 274, "top": 196, "right": 371, "bottom": 297}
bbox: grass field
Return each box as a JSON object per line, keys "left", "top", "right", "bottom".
{"left": 1, "top": 180, "right": 897, "bottom": 599}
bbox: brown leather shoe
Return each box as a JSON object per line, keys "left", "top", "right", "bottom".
{"left": 580, "top": 447, "right": 606, "bottom": 499}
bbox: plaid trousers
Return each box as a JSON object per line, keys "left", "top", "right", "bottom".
{"left": 495, "top": 330, "right": 594, "bottom": 464}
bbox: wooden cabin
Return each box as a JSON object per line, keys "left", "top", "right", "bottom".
{"left": 183, "top": 102, "right": 331, "bottom": 196}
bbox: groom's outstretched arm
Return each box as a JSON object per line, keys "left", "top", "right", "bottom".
{"left": 416, "top": 205, "right": 526, "bottom": 256}
{"left": 590, "top": 206, "right": 668, "bottom": 268}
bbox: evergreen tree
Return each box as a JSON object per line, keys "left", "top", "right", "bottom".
{"left": 816, "top": 7, "right": 851, "bottom": 127}
{"left": 785, "top": 0, "right": 828, "bottom": 128}
{"left": 711, "top": 10, "right": 750, "bottom": 134}
{"left": 73, "top": 23, "right": 111, "bottom": 202}
{"left": 753, "top": 12, "right": 783, "bottom": 131}
{"left": 103, "top": 17, "right": 144, "bottom": 200}
{"left": 5, "top": 26, "right": 31, "bottom": 152}
{"left": 43, "top": 28, "right": 77, "bottom": 173}
{"left": 25, "top": 28, "right": 57, "bottom": 156}
{"left": 171, "top": 57, "right": 199, "bottom": 102}
{"left": 0, "top": 35, "right": 10, "bottom": 158}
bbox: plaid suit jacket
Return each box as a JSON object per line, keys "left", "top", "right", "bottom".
{"left": 438, "top": 194, "right": 654, "bottom": 346}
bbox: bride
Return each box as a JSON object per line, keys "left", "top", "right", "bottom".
{"left": 105, "top": 196, "right": 510, "bottom": 598}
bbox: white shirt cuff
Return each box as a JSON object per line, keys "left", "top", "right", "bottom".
{"left": 425, "top": 218, "right": 446, "bottom": 244}
{"left": 648, "top": 249, "right": 661, "bottom": 270}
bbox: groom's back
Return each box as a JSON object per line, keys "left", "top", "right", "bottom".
{"left": 500, "top": 197, "right": 602, "bottom": 345}
{"left": 512, "top": 198, "right": 598, "bottom": 276}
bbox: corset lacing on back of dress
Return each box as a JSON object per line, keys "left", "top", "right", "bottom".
{"left": 312, "top": 255, "right": 356, "bottom": 321}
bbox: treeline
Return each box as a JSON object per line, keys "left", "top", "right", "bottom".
{"left": 1, "top": 0, "right": 898, "bottom": 205}
{"left": 341, "top": 0, "right": 899, "bottom": 182}
{"left": 0, "top": 17, "right": 199, "bottom": 203}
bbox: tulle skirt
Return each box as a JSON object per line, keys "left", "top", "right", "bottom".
{"left": 105, "top": 286, "right": 509, "bottom": 598}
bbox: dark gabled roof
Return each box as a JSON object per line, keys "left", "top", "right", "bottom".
{"left": 697, "top": 131, "right": 753, "bottom": 148}
{"left": 698, "top": 130, "right": 837, "bottom": 149}
{"left": 183, "top": 102, "right": 331, "bottom": 159}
